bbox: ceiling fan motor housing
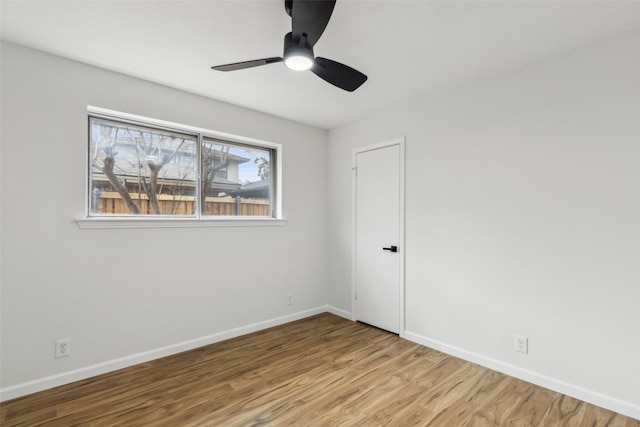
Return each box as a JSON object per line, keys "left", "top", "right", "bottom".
{"left": 283, "top": 32, "right": 314, "bottom": 63}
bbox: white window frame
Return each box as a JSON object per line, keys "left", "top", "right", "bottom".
{"left": 76, "top": 106, "right": 285, "bottom": 229}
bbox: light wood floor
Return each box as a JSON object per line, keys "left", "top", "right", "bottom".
{"left": 1, "top": 313, "right": 638, "bottom": 426}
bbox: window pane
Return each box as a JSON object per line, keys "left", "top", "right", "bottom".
{"left": 89, "top": 118, "right": 198, "bottom": 216}
{"left": 201, "top": 138, "right": 273, "bottom": 217}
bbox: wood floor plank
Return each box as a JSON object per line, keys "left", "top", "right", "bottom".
{"left": 539, "top": 394, "right": 639, "bottom": 427}
{"left": 1, "top": 313, "right": 637, "bottom": 426}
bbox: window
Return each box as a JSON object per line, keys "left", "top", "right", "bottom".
{"left": 88, "top": 108, "right": 279, "bottom": 219}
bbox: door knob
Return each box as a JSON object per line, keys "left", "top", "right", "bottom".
{"left": 382, "top": 245, "right": 398, "bottom": 253}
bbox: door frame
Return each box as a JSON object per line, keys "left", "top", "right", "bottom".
{"left": 351, "top": 136, "right": 406, "bottom": 337}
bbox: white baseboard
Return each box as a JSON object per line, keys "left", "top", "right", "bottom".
{"left": 0, "top": 306, "right": 328, "bottom": 402}
{"left": 404, "top": 331, "right": 640, "bottom": 421}
{"left": 9, "top": 311, "right": 634, "bottom": 421}
{"left": 326, "top": 305, "right": 353, "bottom": 320}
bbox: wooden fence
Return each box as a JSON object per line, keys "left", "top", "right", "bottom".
{"left": 95, "top": 192, "right": 270, "bottom": 216}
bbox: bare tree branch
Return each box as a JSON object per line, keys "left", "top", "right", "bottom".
{"left": 129, "top": 132, "right": 188, "bottom": 214}
{"left": 93, "top": 125, "right": 140, "bottom": 214}
{"left": 101, "top": 156, "right": 140, "bottom": 214}
{"left": 201, "top": 144, "right": 230, "bottom": 215}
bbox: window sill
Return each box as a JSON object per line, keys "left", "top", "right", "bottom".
{"left": 75, "top": 217, "right": 288, "bottom": 229}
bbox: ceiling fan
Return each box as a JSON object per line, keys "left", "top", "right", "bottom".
{"left": 211, "top": 0, "right": 367, "bottom": 92}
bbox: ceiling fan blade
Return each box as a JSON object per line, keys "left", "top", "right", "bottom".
{"left": 310, "top": 57, "right": 367, "bottom": 92}
{"left": 291, "top": 0, "right": 336, "bottom": 47}
{"left": 211, "top": 57, "right": 283, "bottom": 72}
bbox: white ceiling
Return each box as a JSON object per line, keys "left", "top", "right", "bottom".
{"left": 1, "top": 1, "right": 638, "bottom": 129}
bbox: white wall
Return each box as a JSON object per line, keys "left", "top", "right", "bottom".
{"left": 0, "top": 42, "right": 328, "bottom": 398}
{"left": 328, "top": 30, "right": 640, "bottom": 419}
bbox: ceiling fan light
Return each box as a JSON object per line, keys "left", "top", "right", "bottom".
{"left": 284, "top": 54, "right": 313, "bottom": 71}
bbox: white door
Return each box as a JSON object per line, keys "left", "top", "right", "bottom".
{"left": 353, "top": 138, "right": 404, "bottom": 334}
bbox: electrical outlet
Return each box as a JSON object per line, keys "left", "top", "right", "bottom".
{"left": 515, "top": 335, "right": 528, "bottom": 354}
{"left": 55, "top": 339, "right": 71, "bottom": 358}
{"left": 287, "top": 293, "right": 293, "bottom": 305}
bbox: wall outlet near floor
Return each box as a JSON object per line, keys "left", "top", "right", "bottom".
{"left": 55, "top": 338, "right": 71, "bottom": 358}
{"left": 515, "top": 335, "right": 528, "bottom": 354}
{"left": 287, "top": 293, "right": 293, "bottom": 305}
